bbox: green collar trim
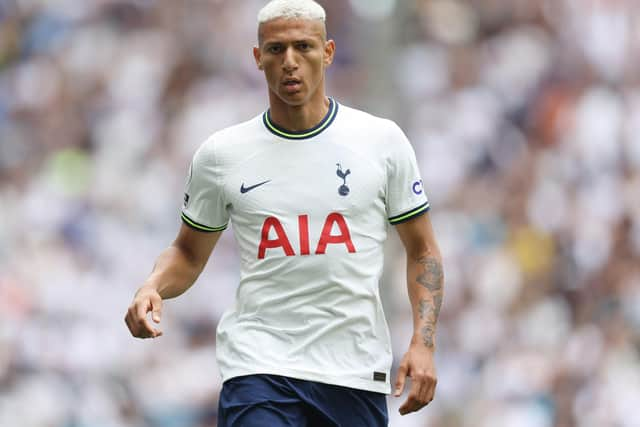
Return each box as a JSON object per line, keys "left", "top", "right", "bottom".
{"left": 263, "top": 98, "right": 338, "bottom": 140}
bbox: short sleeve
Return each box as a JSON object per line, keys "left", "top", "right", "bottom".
{"left": 181, "top": 142, "right": 229, "bottom": 232}
{"left": 385, "top": 122, "right": 430, "bottom": 225}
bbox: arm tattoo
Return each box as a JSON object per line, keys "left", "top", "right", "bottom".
{"left": 421, "top": 324, "right": 435, "bottom": 348}
{"left": 418, "top": 299, "right": 430, "bottom": 319}
{"left": 419, "top": 295, "right": 443, "bottom": 321}
{"left": 417, "top": 298, "right": 439, "bottom": 348}
{"left": 415, "top": 256, "right": 444, "bottom": 349}
{"left": 416, "top": 256, "right": 444, "bottom": 292}
{"left": 433, "top": 294, "right": 443, "bottom": 320}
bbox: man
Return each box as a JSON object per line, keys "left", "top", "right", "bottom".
{"left": 124, "top": 0, "right": 444, "bottom": 425}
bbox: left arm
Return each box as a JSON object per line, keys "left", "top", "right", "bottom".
{"left": 393, "top": 212, "right": 444, "bottom": 415}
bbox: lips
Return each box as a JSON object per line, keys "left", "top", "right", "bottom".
{"left": 283, "top": 78, "right": 302, "bottom": 93}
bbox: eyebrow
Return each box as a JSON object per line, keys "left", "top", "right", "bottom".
{"left": 264, "top": 38, "right": 317, "bottom": 45}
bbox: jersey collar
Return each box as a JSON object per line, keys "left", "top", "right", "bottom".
{"left": 263, "top": 98, "right": 339, "bottom": 140}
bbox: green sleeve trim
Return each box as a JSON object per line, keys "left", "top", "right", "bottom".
{"left": 389, "top": 202, "right": 430, "bottom": 225}
{"left": 181, "top": 212, "right": 227, "bottom": 232}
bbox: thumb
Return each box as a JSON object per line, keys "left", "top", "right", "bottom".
{"left": 394, "top": 363, "right": 408, "bottom": 397}
{"left": 151, "top": 296, "right": 163, "bottom": 323}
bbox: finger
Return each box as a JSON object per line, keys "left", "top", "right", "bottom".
{"left": 400, "top": 374, "right": 431, "bottom": 415}
{"left": 425, "top": 375, "right": 437, "bottom": 403}
{"left": 125, "top": 308, "right": 143, "bottom": 336}
{"left": 399, "top": 394, "right": 420, "bottom": 415}
{"left": 151, "top": 296, "right": 163, "bottom": 324}
{"left": 124, "top": 312, "right": 133, "bottom": 335}
{"left": 414, "top": 370, "right": 435, "bottom": 404}
{"left": 399, "top": 397, "right": 412, "bottom": 415}
{"left": 126, "top": 306, "right": 155, "bottom": 338}
{"left": 394, "top": 363, "right": 408, "bottom": 397}
{"left": 139, "top": 317, "right": 160, "bottom": 337}
{"left": 411, "top": 375, "right": 426, "bottom": 411}
{"left": 414, "top": 371, "right": 430, "bottom": 403}
{"left": 137, "top": 321, "right": 161, "bottom": 338}
{"left": 135, "top": 299, "right": 152, "bottom": 324}
{"left": 134, "top": 303, "right": 160, "bottom": 338}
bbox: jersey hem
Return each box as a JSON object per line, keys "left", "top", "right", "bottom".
{"left": 221, "top": 366, "right": 391, "bottom": 395}
{"left": 388, "top": 202, "right": 430, "bottom": 225}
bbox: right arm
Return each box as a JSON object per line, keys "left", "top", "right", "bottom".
{"left": 124, "top": 224, "right": 222, "bottom": 339}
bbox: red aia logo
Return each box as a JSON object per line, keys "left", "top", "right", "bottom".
{"left": 258, "top": 213, "right": 356, "bottom": 259}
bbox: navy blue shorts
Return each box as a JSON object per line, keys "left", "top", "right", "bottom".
{"left": 217, "top": 374, "right": 388, "bottom": 427}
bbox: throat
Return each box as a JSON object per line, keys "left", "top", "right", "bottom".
{"left": 269, "top": 97, "right": 331, "bottom": 132}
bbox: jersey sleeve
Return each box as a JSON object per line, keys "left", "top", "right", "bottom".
{"left": 181, "top": 142, "right": 229, "bottom": 232}
{"left": 385, "top": 122, "right": 430, "bottom": 225}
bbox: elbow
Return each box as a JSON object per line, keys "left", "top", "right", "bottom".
{"left": 407, "top": 241, "right": 441, "bottom": 263}
{"left": 172, "top": 240, "right": 207, "bottom": 272}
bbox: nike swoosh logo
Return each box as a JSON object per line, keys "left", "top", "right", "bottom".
{"left": 240, "top": 180, "right": 271, "bottom": 194}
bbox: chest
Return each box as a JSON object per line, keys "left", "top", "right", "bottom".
{"left": 223, "top": 143, "right": 386, "bottom": 219}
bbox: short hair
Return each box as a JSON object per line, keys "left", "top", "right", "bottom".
{"left": 257, "top": 0, "right": 326, "bottom": 24}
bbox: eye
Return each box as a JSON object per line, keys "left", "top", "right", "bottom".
{"left": 297, "top": 42, "right": 311, "bottom": 51}
{"left": 267, "top": 45, "right": 282, "bottom": 54}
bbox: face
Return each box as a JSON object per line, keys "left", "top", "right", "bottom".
{"left": 254, "top": 18, "right": 335, "bottom": 107}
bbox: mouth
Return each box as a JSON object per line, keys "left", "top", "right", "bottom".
{"left": 282, "top": 78, "right": 302, "bottom": 93}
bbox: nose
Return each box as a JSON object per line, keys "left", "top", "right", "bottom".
{"left": 282, "top": 46, "right": 298, "bottom": 72}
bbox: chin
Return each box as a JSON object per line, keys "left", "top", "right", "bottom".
{"left": 278, "top": 92, "right": 308, "bottom": 106}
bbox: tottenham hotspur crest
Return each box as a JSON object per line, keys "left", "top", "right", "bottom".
{"left": 336, "top": 163, "right": 351, "bottom": 196}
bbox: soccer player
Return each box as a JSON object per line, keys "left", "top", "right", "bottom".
{"left": 124, "top": 0, "right": 444, "bottom": 425}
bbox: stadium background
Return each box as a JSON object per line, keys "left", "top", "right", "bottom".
{"left": 1, "top": 0, "right": 640, "bottom": 426}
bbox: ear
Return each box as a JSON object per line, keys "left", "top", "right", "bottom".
{"left": 253, "top": 46, "right": 263, "bottom": 70}
{"left": 323, "top": 39, "right": 336, "bottom": 67}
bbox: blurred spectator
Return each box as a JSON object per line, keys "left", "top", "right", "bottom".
{"left": 1, "top": 0, "right": 639, "bottom": 426}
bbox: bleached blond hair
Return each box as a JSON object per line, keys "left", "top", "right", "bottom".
{"left": 257, "top": 0, "right": 326, "bottom": 24}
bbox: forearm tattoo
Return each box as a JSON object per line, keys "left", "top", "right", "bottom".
{"left": 417, "top": 256, "right": 443, "bottom": 292}
{"left": 420, "top": 324, "right": 436, "bottom": 348}
{"left": 415, "top": 256, "right": 444, "bottom": 348}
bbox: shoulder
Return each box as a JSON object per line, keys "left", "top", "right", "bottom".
{"left": 214, "top": 115, "right": 264, "bottom": 146}
{"left": 335, "top": 102, "right": 409, "bottom": 155}
{"left": 337, "top": 103, "right": 394, "bottom": 128}
{"left": 337, "top": 103, "right": 406, "bottom": 140}
{"left": 193, "top": 114, "right": 264, "bottom": 164}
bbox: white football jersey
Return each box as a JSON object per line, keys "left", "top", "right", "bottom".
{"left": 182, "top": 99, "right": 429, "bottom": 393}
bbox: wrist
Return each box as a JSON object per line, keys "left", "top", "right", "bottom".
{"left": 137, "top": 283, "right": 160, "bottom": 297}
{"left": 411, "top": 331, "right": 437, "bottom": 351}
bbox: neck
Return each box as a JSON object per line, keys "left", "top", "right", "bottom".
{"left": 267, "top": 90, "right": 330, "bottom": 131}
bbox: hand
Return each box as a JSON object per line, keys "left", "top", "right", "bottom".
{"left": 394, "top": 341, "right": 437, "bottom": 415}
{"left": 124, "top": 286, "right": 163, "bottom": 339}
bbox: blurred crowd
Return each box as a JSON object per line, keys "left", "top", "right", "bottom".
{"left": 1, "top": 0, "right": 639, "bottom": 426}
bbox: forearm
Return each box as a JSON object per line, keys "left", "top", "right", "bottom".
{"left": 142, "top": 244, "right": 205, "bottom": 299}
{"left": 406, "top": 250, "right": 444, "bottom": 349}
